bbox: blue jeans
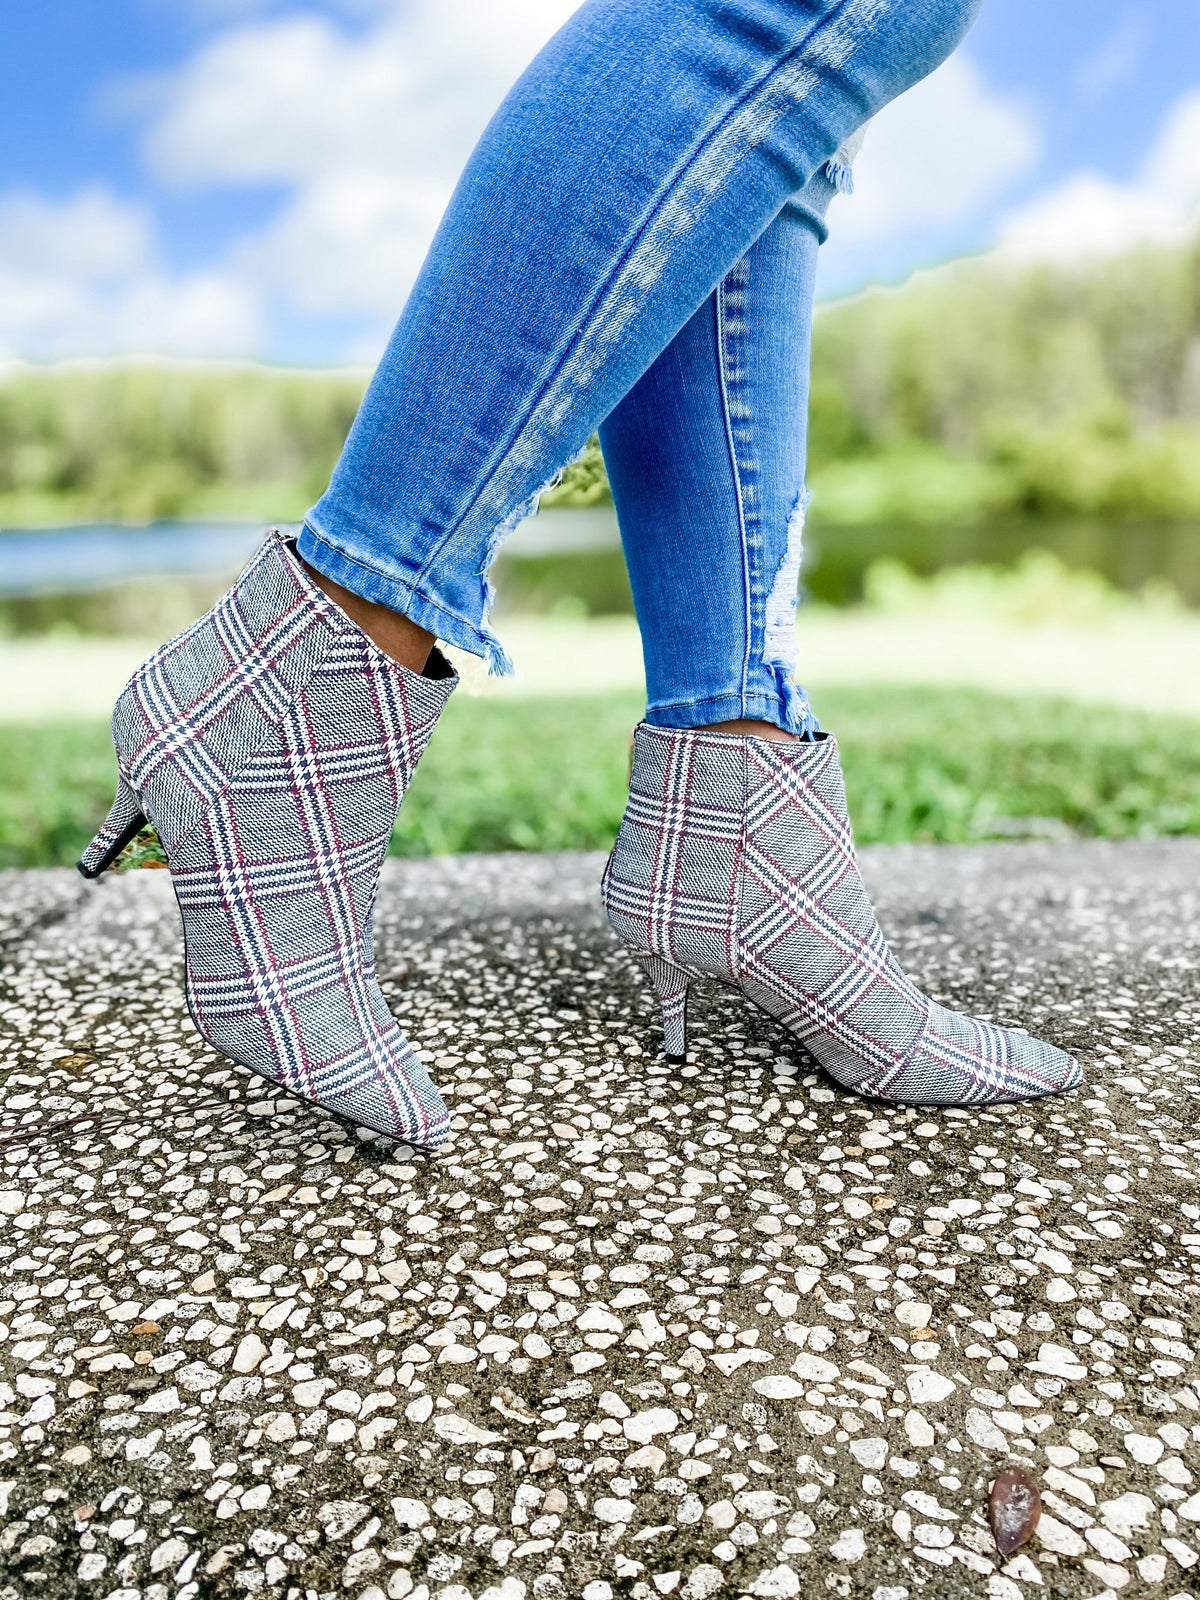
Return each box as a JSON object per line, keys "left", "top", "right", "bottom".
{"left": 299, "top": 0, "right": 979, "bottom": 735}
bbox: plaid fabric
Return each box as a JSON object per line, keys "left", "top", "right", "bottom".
{"left": 95, "top": 533, "right": 457, "bottom": 1145}
{"left": 110, "top": 532, "right": 348, "bottom": 856}
{"left": 603, "top": 724, "right": 1081, "bottom": 1106}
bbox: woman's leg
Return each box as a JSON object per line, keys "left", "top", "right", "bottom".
{"left": 599, "top": 167, "right": 840, "bottom": 739}
{"left": 299, "top": 0, "right": 980, "bottom": 673}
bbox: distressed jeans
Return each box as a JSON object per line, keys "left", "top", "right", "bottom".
{"left": 300, "top": 0, "right": 979, "bottom": 734}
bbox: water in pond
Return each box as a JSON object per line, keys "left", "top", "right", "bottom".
{"left": 802, "top": 518, "right": 1200, "bottom": 607}
{"left": 0, "top": 522, "right": 268, "bottom": 597}
{"left": 0, "top": 511, "right": 615, "bottom": 597}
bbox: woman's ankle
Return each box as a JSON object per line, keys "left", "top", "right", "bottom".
{"left": 703, "top": 718, "right": 799, "bottom": 743}
{"left": 301, "top": 559, "right": 435, "bottom": 672}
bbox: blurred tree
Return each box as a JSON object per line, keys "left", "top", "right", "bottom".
{"left": 2, "top": 234, "right": 1200, "bottom": 530}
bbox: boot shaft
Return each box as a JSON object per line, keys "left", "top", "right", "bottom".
{"left": 603, "top": 722, "right": 862, "bottom": 981}
{"left": 110, "top": 533, "right": 454, "bottom": 855}
{"left": 603, "top": 723, "right": 750, "bottom": 980}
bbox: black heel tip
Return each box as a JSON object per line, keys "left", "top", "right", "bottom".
{"left": 664, "top": 1052, "right": 686, "bottom": 1065}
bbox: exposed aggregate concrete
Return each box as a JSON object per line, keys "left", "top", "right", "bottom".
{"left": 0, "top": 839, "right": 1198, "bottom": 1600}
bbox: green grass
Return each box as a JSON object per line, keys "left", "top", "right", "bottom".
{"left": 2, "top": 687, "right": 1198, "bottom": 870}
{"left": 824, "top": 689, "right": 1200, "bottom": 843}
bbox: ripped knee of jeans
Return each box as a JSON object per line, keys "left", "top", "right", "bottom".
{"left": 763, "top": 489, "right": 818, "bottom": 735}
{"left": 476, "top": 493, "right": 538, "bottom": 677}
{"left": 476, "top": 444, "right": 589, "bottom": 675}
{"left": 822, "top": 122, "right": 869, "bottom": 195}
{"left": 764, "top": 488, "right": 808, "bottom": 667}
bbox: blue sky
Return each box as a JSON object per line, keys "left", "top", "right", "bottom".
{"left": 2, "top": 0, "right": 1198, "bottom": 364}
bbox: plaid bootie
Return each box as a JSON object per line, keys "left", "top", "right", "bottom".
{"left": 79, "top": 532, "right": 457, "bottom": 1148}
{"left": 602, "top": 724, "right": 1082, "bottom": 1106}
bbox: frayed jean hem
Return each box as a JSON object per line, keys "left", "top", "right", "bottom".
{"left": 646, "top": 688, "right": 820, "bottom": 737}
{"left": 297, "top": 520, "right": 513, "bottom": 675}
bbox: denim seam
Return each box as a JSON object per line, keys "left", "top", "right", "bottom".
{"left": 407, "top": 0, "right": 890, "bottom": 614}
{"left": 714, "top": 271, "right": 754, "bottom": 718}
{"left": 300, "top": 520, "right": 490, "bottom": 645}
{"left": 647, "top": 688, "right": 794, "bottom": 714}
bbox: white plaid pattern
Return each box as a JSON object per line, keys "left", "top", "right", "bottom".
{"left": 83, "top": 533, "right": 457, "bottom": 1146}
{"left": 603, "top": 724, "right": 1081, "bottom": 1106}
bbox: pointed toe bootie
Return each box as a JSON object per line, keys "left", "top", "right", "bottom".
{"left": 602, "top": 724, "right": 1082, "bottom": 1106}
{"left": 79, "top": 532, "right": 457, "bottom": 1147}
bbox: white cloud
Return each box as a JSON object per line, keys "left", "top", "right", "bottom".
{"left": 997, "top": 87, "right": 1200, "bottom": 261}
{"left": 234, "top": 172, "right": 451, "bottom": 318}
{"left": 140, "top": 0, "right": 578, "bottom": 321}
{"left": 823, "top": 53, "right": 1040, "bottom": 246}
{"left": 0, "top": 186, "right": 261, "bottom": 359}
{"left": 1149, "top": 89, "right": 1200, "bottom": 212}
{"left": 1072, "top": 12, "right": 1149, "bottom": 103}
{"left": 0, "top": 0, "right": 574, "bottom": 356}
{"left": 0, "top": 186, "right": 151, "bottom": 279}
{"left": 996, "top": 172, "right": 1184, "bottom": 260}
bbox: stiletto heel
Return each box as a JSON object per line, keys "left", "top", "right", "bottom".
{"left": 637, "top": 953, "right": 691, "bottom": 1062}
{"left": 77, "top": 775, "right": 146, "bottom": 879}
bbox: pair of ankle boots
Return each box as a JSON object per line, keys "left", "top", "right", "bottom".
{"left": 80, "top": 534, "right": 1080, "bottom": 1148}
